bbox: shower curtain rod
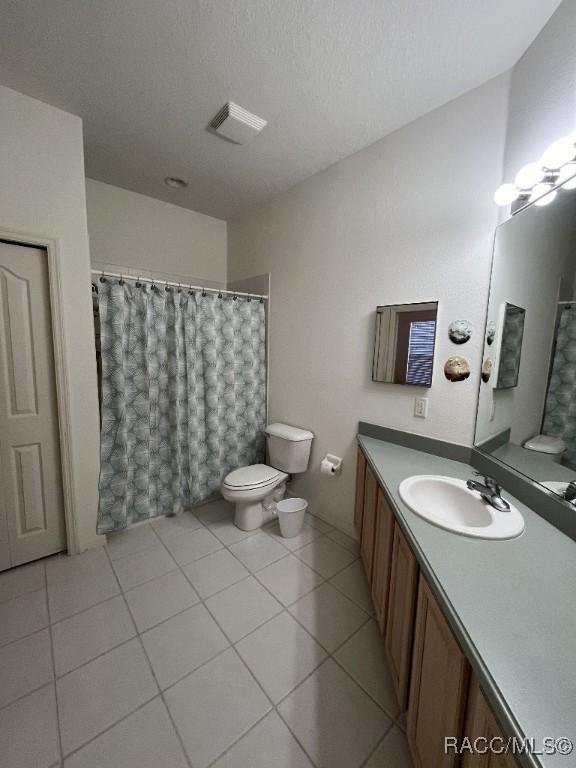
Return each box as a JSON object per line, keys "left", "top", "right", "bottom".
{"left": 91, "top": 269, "right": 268, "bottom": 300}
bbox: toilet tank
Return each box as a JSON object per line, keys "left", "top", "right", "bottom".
{"left": 266, "top": 423, "right": 314, "bottom": 473}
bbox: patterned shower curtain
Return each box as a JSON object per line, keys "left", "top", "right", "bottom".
{"left": 96, "top": 280, "right": 266, "bottom": 533}
{"left": 542, "top": 305, "right": 576, "bottom": 471}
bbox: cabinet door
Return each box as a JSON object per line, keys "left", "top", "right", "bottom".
{"left": 385, "top": 523, "right": 419, "bottom": 710}
{"left": 354, "top": 447, "right": 367, "bottom": 534}
{"left": 461, "top": 676, "right": 519, "bottom": 768}
{"left": 407, "top": 575, "right": 470, "bottom": 768}
{"left": 371, "top": 487, "right": 394, "bottom": 631}
{"left": 360, "top": 464, "right": 378, "bottom": 581}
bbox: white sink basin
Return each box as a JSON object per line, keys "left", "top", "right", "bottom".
{"left": 398, "top": 475, "right": 524, "bottom": 540}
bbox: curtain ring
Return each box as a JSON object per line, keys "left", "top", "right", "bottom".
{"left": 177, "top": 282, "right": 181, "bottom": 293}
{"left": 119, "top": 273, "right": 124, "bottom": 286}
{"left": 99, "top": 269, "right": 106, "bottom": 283}
{"left": 201, "top": 290, "right": 207, "bottom": 297}
{"left": 218, "top": 292, "right": 223, "bottom": 299}
{"left": 135, "top": 275, "right": 141, "bottom": 288}
{"left": 233, "top": 294, "right": 237, "bottom": 301}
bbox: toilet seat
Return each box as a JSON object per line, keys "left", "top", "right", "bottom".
{"left": 223, "top": 463, "right": 281, "bottom": 491}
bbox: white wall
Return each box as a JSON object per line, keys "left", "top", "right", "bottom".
{"left": 503, "top": 0, "right": 576, "bottom": 181}
{"left": 86, "top": 179, "right": 227, "bottom": 285}
{"left": 228, "top": 75, "right": 509, "bottom": 532}
{"left": 0, "top": 85, "right": 101, "bottom": 551}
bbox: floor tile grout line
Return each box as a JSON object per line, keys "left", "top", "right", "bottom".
{"left": 330, "top": 652, "right": 400, "bottom": 722}
{"left": 0, "top": 613, "right": 51, "bottom": 651}
{"left": 357, "top": 718, "right": 397, "bottom": 768}
{"left": 43, "top": 560, "right": 65, "bottom": 766}
{"left": 2, "top": 509, "right": 375, "bottom": 768}
{"left": 59, "top": 692, "right": 163, "bottom": 763}
{"left": 101, "top": 545, "right": 196, "bottom": 768}
{"left": 219, "top": 531, "right": 389, "bottom": 718}
{"left": 222, "top": 538, "right": 372, "bottom": 657}
{"left": 151, "top": 519, "right": 324, "bottom": 767}
{"left": 0, "top": 678, "right": 57, "bottom": 715}
{"left": 49, "top": 590, "right": 126, "bottom": 628}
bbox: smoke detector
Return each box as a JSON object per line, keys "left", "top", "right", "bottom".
{"left": 209, "top": 102, "right": 267, "bottom": 145}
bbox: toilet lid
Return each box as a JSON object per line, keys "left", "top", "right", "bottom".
{"left": 224, "top": 464, "right": 281, "bottom": 489}
{"left": 523, "top": 435, "right": 566, "bottom": 454}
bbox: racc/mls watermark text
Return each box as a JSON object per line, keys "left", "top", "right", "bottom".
{"left": 445, "top": 736, "right": 573, "bottom": 757}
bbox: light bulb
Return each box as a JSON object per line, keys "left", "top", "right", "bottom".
{"left": 530, "top": 183, "right": 557, "bottom": 206}
{"left": 515, "top": 162, "right": 545, "bottom": 189}
{"left": 541, "top": 136, "right": 576, "bottom": 169}
{"left": 493, "top": 183, "right": 519, "bottom": 206}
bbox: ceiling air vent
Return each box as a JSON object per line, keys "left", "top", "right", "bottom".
{"left": 209, "top": 102, "right": 267, "bottom": 145}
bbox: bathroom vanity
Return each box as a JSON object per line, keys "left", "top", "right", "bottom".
{"left": 354, "top": 431, "right": 576, "bottom": 768}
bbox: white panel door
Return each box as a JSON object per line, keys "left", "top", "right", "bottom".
{"left": 0, "top": 242, "right": 66, "bottom": 569}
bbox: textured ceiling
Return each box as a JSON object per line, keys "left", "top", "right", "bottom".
{"left": 0, "top": 0, "right": 561, "bottom": 219}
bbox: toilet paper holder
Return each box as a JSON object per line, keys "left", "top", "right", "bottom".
{"left": 320, "top": 454, "right": 343, "bottom": 475}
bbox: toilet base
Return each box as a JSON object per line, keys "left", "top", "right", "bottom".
{"left": 233, "top": 483, "right": 287, "bottom": 531}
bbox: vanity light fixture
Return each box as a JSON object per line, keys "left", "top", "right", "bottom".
{"left": 494, "top": 133, "right": 576, "bottom": 208}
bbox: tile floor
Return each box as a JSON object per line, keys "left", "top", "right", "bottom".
{"left": 0, "top": 498, "right": 413, "bottom": 768}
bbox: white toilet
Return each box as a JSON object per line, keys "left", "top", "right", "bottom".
{"left": 222, "top": 423, "right": 314, "bottom": 531}
{"left": 523, "top": 434, "right": 566, "bottom": 464}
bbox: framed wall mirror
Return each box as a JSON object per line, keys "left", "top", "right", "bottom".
{"left": 474, "top": 173, "right": 576, "bottom": 503}
{"left": 373, "top": 302, "right": 438, "bottom": 386}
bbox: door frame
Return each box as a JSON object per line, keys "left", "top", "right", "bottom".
{"left": 0, "top": 228, "right": 79, "bottom": 556}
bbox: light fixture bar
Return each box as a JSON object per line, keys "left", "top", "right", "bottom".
{"left": 494, "top": 133, "right": 576, "bottom": 209}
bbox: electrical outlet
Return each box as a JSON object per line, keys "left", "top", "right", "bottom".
{"left": 489, "top": 400, "right": 496, "bottom": 422}
{"left": 414, "top": 397, "right": 429, "bottom": 418}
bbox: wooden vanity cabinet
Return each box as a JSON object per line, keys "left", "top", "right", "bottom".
{"left": 360, "top": 464, "right": 379, "bottom": 580}
{"left": 371, "top": 487, "right": 395, "bottom": 630}
{"left": 385, "top": 522, "right": 419, "bottom": 710}
{"left": 407, "top": 574, "right": 470, "bottom": 768}
{"left": 461, "top": 677, "right": 519, "bottom": 768}
{"left": 354, "top": 447, "right": 367, "bottom": 534}
{"left": 354, "top": 443, "right": 519, "bottom": 768}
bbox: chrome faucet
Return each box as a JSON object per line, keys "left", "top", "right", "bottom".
{"left": 466, "top": 473, "right": 510, "bottom": 512}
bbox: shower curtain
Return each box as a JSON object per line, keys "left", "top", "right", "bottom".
{"left": 96, "top": 280, "right": 266, "bottom": 533}
{"left": 542, "top": 305, "right": 576, "bottom": 471}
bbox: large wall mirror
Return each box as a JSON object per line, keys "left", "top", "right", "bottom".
{"left": 373, "top": 302, "right": 438, "bottom": 386}
{"left": 474, "top": 176, "right": 576, "bottom": 502}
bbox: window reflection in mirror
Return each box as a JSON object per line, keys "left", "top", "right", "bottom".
{"left": 475, "top": 179, "right": 576, "bottom": 503}
{"left": 494, "top": 303, "right": 526, "bottom": 390}
{"left": 373, "top": 302, "right": 438, "bottom": 387}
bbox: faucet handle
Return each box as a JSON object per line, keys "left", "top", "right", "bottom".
{"left": 473, "top": 472, "right": 501, "bottom": 493}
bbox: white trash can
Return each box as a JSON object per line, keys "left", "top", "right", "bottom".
{"left": 276, "top": 497, "right": 308, "bottom": 538}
